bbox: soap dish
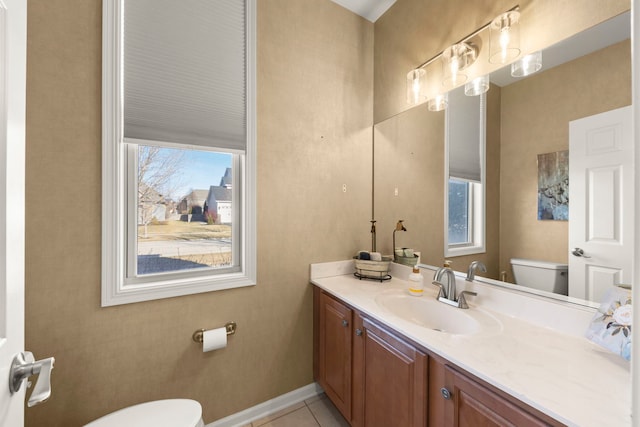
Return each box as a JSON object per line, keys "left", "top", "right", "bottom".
{"left": 353, "top": 256, "right": 392, "bottom": 282}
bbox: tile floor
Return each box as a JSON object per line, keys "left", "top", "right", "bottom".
{"left": 241, "top": 393, "right": 350, "bottom": 427}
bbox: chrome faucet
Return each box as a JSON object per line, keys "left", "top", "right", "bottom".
{"left": 466, "top": 261, "right": 487, "bottom": 282}
{"left": 432, "top": 265, "right": 477, "bottom": 309}
{"left": 432, "top": 266, "right": 457, "bottom": 300}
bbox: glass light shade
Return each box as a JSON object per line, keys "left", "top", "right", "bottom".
{"left": 406, "top": 68, "right": 427, "bottom": 105}
{"left": 427, "top": 93, "right": 448, "bottom": 111}
{"left": 489, "top": 11, "right": 521, "bottom": 64}
{"left": 464, "top": 75, "right": 490, "bottom": 96}
{"left": 511, "top": 51, "right": 542, "bottom": 77}
{"left": 442, "top": 43, "right": 476, "bottom": 88}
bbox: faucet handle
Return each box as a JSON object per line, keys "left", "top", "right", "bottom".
{"left": 431, "top": 280, "right": 446, "bottom": 299}
{"left": 457, "top": 291, "right": 477, "bottom": 309}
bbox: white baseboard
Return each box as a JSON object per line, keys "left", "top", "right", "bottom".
{"left": 206, "top": 382, "right": 324, "bottom": 427}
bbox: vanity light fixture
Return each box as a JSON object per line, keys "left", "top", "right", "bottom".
{"left": 406, "top": 68, "right": 427, "bottom": 105}
{"left": 489, "top": 11, "right": 521, "bottom": 64}
{"left": 511, "top": 50, "right": 542, "bottom": 77}
{"left": 405, "top": 7, "right": 520, "bottom": 110}
{"left": 464, "top": 74, "right": 490, "bottom": 96}
{"left": 442, "top": 42, "right": 477, "bottom": 88}
{"left": 427, "top": 93, "right": 448, "bottom": 111}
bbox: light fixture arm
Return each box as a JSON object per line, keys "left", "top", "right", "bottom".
{"left": 411, "top": 5, "right": 520, "bottom": 72}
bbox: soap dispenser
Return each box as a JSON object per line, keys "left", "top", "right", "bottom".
{"left": 408, "top": 266, "right": 424, "bottom": 296}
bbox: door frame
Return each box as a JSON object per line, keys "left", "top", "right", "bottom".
{"left": 632, "top": 0, "right": 639, "bottom": 421}
{"left": 0, "top": 0, "right": 27, "bottom": 425}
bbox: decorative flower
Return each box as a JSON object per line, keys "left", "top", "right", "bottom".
{"left": 587, "top": 289, "right": 632, "bottom": 361}
{"left": 613, "top": 304, "right": 632, "bottom": 326}
{"left": 596, "top": 297, "right": 632, "bottom": 338}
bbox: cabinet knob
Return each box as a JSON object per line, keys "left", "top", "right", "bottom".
{"left": 355, "top": 328, "right": 363, "bottom": 336}
{"left": 440, "top": 387, "right": 452, "bottom": 400}
{"left": 342, "top": 319, "right": 349, "bottom": 327}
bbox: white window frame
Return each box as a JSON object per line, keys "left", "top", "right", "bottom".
{"left": 101, "top": 0, "right": 256, "bottom": 306}
{"left": 444, "top": 93, "right": 486, "bottom": 257}
{"left": 446, "top": 178, "right": 484, "bottom": 255}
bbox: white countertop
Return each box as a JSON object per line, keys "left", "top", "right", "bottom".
{"left": 310, "top": 261, "right": 631, "bottom": 427}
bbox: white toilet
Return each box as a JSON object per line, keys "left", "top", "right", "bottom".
{"left": 510, "top": 258, "right": 568, "bottom": 295}
{"left": 85, "top": 399, "right": 204, "bottom": 427}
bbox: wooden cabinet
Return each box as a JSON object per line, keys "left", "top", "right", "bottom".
{"left": 352, "top": 314, "right": 427, "bottom": 427}
{"left": 430, "top": 356, "right": 563, "bottom": 427}
{"left": 314, "top": 288, "right": 563, "bottom": 427}
{"left": 315, "top": 288, "right": 353, "bottom": 420}
{"left": 315, "top": 289, "right": 427, "bottom": 427}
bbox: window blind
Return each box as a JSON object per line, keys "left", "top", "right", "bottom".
{"left": 447, "top": 86, "right": 483, "bottom": 182}
{"left": 123, "top": 0, "right": 246, "bottom": 151}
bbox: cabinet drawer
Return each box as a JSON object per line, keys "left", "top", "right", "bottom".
{"left": 438, "top": 364, "right": 564, "bottom": 427}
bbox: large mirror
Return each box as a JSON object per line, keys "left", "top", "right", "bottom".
{"left": 373, "top": 12, "right": 631, "bottom": 307}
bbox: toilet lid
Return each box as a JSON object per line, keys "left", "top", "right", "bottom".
{"left": 85, "top": 399, "right": 204, "bottom": 427}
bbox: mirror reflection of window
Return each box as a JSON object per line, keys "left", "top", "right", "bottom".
{"left": 445, "top": 87, "right": 485, "bottom": 256}
{"left": 448, "top": 179, "right": 472, "bottom": 245}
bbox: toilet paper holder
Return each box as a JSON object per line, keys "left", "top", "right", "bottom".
{"left": 192, "top": 321, "right": 237, "bottom": 344}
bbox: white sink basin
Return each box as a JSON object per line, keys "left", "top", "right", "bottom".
{"left": 375, "top": 291, "right": 502, "bottom": 336}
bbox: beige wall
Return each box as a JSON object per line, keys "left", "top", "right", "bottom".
{"left": 374, "top": 0, "right": 630, "bottom": 123}
{"left": 499, "top": 39, "right": 631, "bottom": 280}
{"left": 25, "top": 1, "right": 372, "bottom": 425}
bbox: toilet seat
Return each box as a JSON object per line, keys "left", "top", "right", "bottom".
{"left": 85, "top": 399, "right": 204, "bottom": 427}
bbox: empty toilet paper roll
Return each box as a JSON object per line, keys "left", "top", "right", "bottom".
{"left": 202, "top": 327, "right": 227, "bottom": 352}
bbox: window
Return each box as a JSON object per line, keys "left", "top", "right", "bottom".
{"left": 102, "top": 0, "right": 256, "bottom": 306}
{"left": 131, "top": 145, "right": 237, "bottom": 277}
{"left": 448, "top": 179, "right": 472, "bottom": 245}
{"left": 445, "top": 87, "right": 485, "bottom": 257}
{"left": 448, "top": 178, "right": 482, "bottom": 250}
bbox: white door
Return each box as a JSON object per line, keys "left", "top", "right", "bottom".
{"left": 569, "top": 106, "right": 634, "bottom": 302}
{"left": 0, "top": 0, "right": 27, "bottom": 425}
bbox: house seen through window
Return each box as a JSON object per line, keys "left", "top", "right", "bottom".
{"left": 135, "top": 145, "right": 234, "bottom": 275}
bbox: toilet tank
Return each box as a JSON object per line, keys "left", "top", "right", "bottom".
{"left": 510, "top": 258, "right": 568, "bottom": 295}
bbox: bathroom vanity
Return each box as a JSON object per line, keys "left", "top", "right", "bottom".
{"left": 311, "top": 261, "right": 631, "bottom": 427}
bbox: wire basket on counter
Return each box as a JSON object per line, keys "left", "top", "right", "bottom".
{"left": 353, "top": 256, "right": 392, "bottom": 282}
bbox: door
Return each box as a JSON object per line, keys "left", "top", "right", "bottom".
{"left": 358, "top": 317, "right": 427, "bottom": 427}
{"left": 0, "top": 0, "right": 27, "bottom": 426}
{"left": 569, "top": 106, "right": 633, "bottom": 301}
{"left": 317, "top": 291, "right": 353, "bottom": 420}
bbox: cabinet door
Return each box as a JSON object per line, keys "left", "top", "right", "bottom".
{"left": 357, "top": 317, "right": 427, "bottom": 427}
{"left": 441, "top": 365, "right": 558, "bottom": 427}
{"left": 317, "top": 291, "right": 353, "bottom": 420}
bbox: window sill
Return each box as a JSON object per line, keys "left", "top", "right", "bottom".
{"left": 446, "top": 244, "right": 485, "bottom": 257}
{"left": 102, "top": 271, "right": 256, "bottom": 307}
